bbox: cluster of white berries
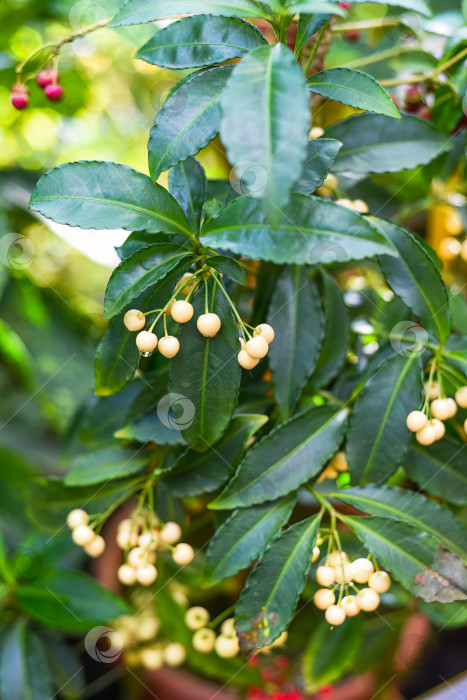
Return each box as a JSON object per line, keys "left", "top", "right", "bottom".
{"left": 312, "top": 549, "right": 391, "bottom": 626}
{"left": 185, "top": 607, "right": 240, "bottom": 658}
{"left": 67, "top": 509, "right": 106, "bottom": 557}
{"left": 238, "top": 323, "right": 275, "bottom": 370}
{"left": 406, "top": 384, "right": 467, "bottom": 446}
{"left": 116, "top": 518, "right": 194, "bottom": 587}
{"left": 317, "top": 451, "right": 348, "bottom": 483}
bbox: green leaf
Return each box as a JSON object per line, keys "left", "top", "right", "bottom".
{"left": 303, "top": 616, "right": 362, "bottom": 692}
{"left": 115, "top": 413, "right": 186, "bottom": 446}
{"left": 17, "top": 569, "right": 132, "bottom": 632}
{"left": 295, "top": 14, "right": 332, "bottom": 56}
{"left": 148, "top": 66, "right": 232, "bottom": 180}
{"left": 403, "top": 438, "right": 467, "bottom": 507}
{"left": 116, "top": 231, "right": 189, "bottom": 260}
{"left": 161, "top": 414, "right": 268, "bottom": 495}
{"left": 311, "top": 271, "right": 349, "bottom": 388}
{"left": 372, "top": 217, "right": 450, "bottom": 343}
{"left": 343, "top": 515, "right": 467, "bottom": 603}
{"left": 109, "top": 0, "right": 271, "bottom": 26}
{"left": 293, "top": 139, "right": 342, "bottom": 195}
{"left": 207, "top": 255, "right": 248, "bottom": 285}
{"left": 205, "top": 494, "right": 295, "bottom": 584}
{"left": 64, "top": 446, "right": 151, "bottom": 486}
{"left": 201, "top": 194, "right": 396, "bottom": 263}
{"left": 307, "top": 68, "right": 400, "bottom": 118}
{"left": 442, "top": 335, "right": 467, "bottom": 374}
{"left": 169, "top": 157, "right": 207, "bottom": 232}
{"left": 268, "top": 266, "right": 324, "bottom": 419}
{"left": 220, "top": 44, "right": 310, "bottom": 212}
{"left": 325, "top": 114, "right": 450, "bottom": 174}
{"left": 39, "top": 632, "right": 85, "bottom": 700}
{"left": 331, "top": 485, "right": 467, "bottom": 561}
{"left": 104, "top": 243, "right": 194, "bottom": 319}
{"left": 0, "top": 620, "right": 54, "bottom": 700}
{"left": 136, "top": 15, "right": 266, "bottom": 69}
{"left": 210, "top": 404, "right": 348, "bottom": 509}
{"left": 29, "top": 161, "right": 192, "bottom": 236}
{"left": 351, "top": 0, "right": 430, "bottom": 15}
{"left": 168, "top": 280, "right": 241, "bottom": 451}
{"left": 235, "top": 514, "right": 321, "bottom": 652}
{"left": 346, "top": 352, "right": 423, "bottom": 483}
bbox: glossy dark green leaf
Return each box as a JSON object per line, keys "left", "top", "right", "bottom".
{"left": 161, "top": 414, "right": 268, "bottom": 495}
{"left": 311, "top": 271, "right": 349, "bottom": 388}
{"left": 115, "top": 412, "right": 187, "bottom": 446}
{"left": 346, "top": 352, "right": 423, "bottom": 483}
{"left": 109, "top": 0, "right": 271, "bottom": 26}
{"left": 169, "top": 280, "right": 241, "bottom": 451}
{"left": 303, "top": 616, "right": 362, "bottom": 692}
{"left": 403, "top": 438, "right": 467, "bottom": 506}
{"left": 39, "top": 632, "right": 86, "bottom": 700}
{"left": 104, "top": 243, "right": 194, "bottom": 319}
{"left": 205, "top": 494, "right": 295, "bottom": 584}
{"left": 207, "top": 255, "right": 248, "bottom": 285}
{"left": 268, "top": 266, "right": 324, "bottom": 419}
{"left": 331, "top": 485, "right": 467, "bottom": 561}
{"left": 29, "top": 162, "right": 192, "bottom": 236}
{"left": 293, "top": 138, "right": 342, "bottom": 195}
{"left": 169, "top": 157, "right": 207, "bottom": 232}
{"left": 372, "top": 217, "right": 450, "bottom": 343}
{"left": 136, "top": 15, "right": 266, "bottom": 68}
{"left": 220, "top": 44, "right": 309, "bottom": 211}
{"left": 441, "top": 336, "right": 467, "bottom": 374}
{"left": 202, "top": 195, "right": 396, "bottom": 263}
{"left": 64, "top": 446, "right": 151, "bottom": 486}
{"left": 17, "top": 570, "right": 132, "bottom": 632}
{"left": 325, "top": 114, "right": 450, "bottom": 174}
{"left": 308, "top": 68, "right": 400, "bottom": 118}
{"left": 210, "top": 404, "right": 348, "bottom": 509}
{"left": 343, "top": 515, "right": 467, "bottom": 603}
{"left": 116, "top": 231, "right": 189, "bottom": 260}
{"left": 235, "top": 514, "right": 321, "bottom": 652}
{"left": 295, "top": 14, "right": 332, "bottom": 56}
{"left": 148, "top": 66, "right": 232, "bottom": 180}
{"left": 0, "top": 620, "right": 54, "bottom": 700}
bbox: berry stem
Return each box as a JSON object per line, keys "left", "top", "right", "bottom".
{"left": 208, "top": 605, "right": 236, "bottom": 630}
{"left": 204, "top": 279, "right": 209, "bottom": 315}
{"left": 211, "top": 272, "right": 250, "bottom": 336}
{"left": 380, "top": 45, "right": 467, "bottom": 87}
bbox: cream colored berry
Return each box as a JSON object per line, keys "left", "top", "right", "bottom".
{"left": 176, "top": 272, "right": 196, "bottom": 295}
{"left": 136, "top": 331, "right": 158, "bottom": 353}
{"left": 238, "top": 350, "right": 259, "bottom": 370}
{"left": 323, "top": 173, "right": 338, "bottom": 190}
{"left": 311, "top": 546, "right": 320, "bottom": 563}
{"left": 430, "top": 418, "right": 445, "bottom": 441}
{"left": 163, "top": 642, "right": 186, "bottom": 667}
{"left": 141, "top": 647, "right": 163, "bottom": 670}
{"left": 325, "top": 605, "right": 346, "bottom": 626}
{"left": 357, "top": 587, "right": 380, "bottom": 611}
{"left": 341, "top": 595, "right": 360, "bottom": 617}
{"left": 84, "top": 535, "right": 106, "bottom": 558}
{"left": 192, "top": 628, "right": 216, "bottom": 653}
{"left": 158, "top": 336, "right": 180, "bottom": 358}
{"left": 352, "top": 199, "right": 369, "bottom": 213}
{"left": 171, "top": 300, "right": 193, "bottom": 323}
{"left": 138, "top": 532, "right": 157, "bottom": 550}
{"left": 124, "top": 309, "right": 145, "bottom": 332}
{"left": 117, "top": 528, "right": 138, "bottom": 549}
{"left": 455, "top": 386, "right": 467, "bottom": 408}
{"left": 330, "top": 451, "right": 348, "bottom": 472}
{"left": 220, "top": 618, "right": 235, "bottom": 637}
{"left": 271, "top": 631, "right": 288, "bottom": 647}
{"left": 327, "top": 551, "right": 349, "bottom": 567}
{"left": 415, "top": 424, "right": 437, "bottom": 446}
{"left": 137, "top": 616, "right": 160, "bottom": 641}
{"left": 239, "top": 336, "right": 246, "bottom": 350}
{"left": 172, "top": 543, "right": 194, "bottom": 565}
{"left": 254, "top": 324, "right": 275, "bottom": 344}
{"left": 159, "top": 521, "right": 182, "bottom": 545}
{"left": 426, "top": 381, "right": 439, "bottom": 399}
{"left": 316, "top": 565, "right": 335, "bottom": 587}
{"left": 197, "top": 313, "right": 221, "bottom": 338}
{"left": 406, "top": 410, "right": 428, "bottom": 433}
{"left": 215, "top": 634, "right": 239, "bottom": 658}
{"left": 334, "top": 562, "right": 353, "bottom": 583}
{"left": 245, "top": 336, "right": 269, "bottom": 359}
{"left": 185, "top": 606, "right": 210, "bottom": 630}
{"left": 336, "top": 198, "right": 353, "bottom": 209}
{"left": 309, "top": 126, "right": 324, "bottom": 139}
{"left": 118, "top": 564, "right": 137, "bottom": 586}
{"left": 136, "top": 563, "right": 158, "bottom": 586}
{"left": 368, "top": 571, "right": 391, "bottom": 593}
{"left": 431, "top": 398, "right": 456, "bottom": 420}
{"left": 72, "top": 525, "right": 95, "bottom": 547}
{"left": 313, "top": 588, "right": 336, "bottom": 610}
{"left": 128, "top": 546, "right": 146, "bottom": 568}
{"left": 351, "top": 558, "right": 375, "bottom": 584}
{"left": 66, "top": 508, "right": 89, "bottom": 529}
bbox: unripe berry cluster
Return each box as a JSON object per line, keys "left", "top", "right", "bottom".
{"left": 238, "top": 324, "right": 275, "bottom": 370}
{"left": 66, "top": 508, "right": 106, "bottom": 557}
{"left": 406, "top": 383, "right": 467, "bottom": 447}
{"left": 317, "top": 450, "right": 348, "bottom": 483}
{"left": 312, "top": 549, "right": 391, "bottom": 626}
{"left": 185, "top": 608, "right": 240, "bottom": 658}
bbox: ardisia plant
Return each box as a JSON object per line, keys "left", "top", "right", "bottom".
{"left": 8, "top": 0, "right": 467, "bottom": 693}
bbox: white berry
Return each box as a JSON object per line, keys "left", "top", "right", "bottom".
{"left": 72, "top": 525, "right": 95, "bottom": 546}
{"left": 140, "top": 647, "right": 163, "bottom": 670}
{"left": 431, "top": 398, "right": 456, "bottom": 420}
{"left": 336, "top": 198, "right": 353, "bottom": 209}
{"left": 245, "top": 336, "right": 269, "bottom": 359}
{"left": 197, "top": 313, "right": 221, "bottom": 337}
{"left": 171, "top": 300, "right": 193, "bottom": 323}
{"left": 406, "top": 410, "right": 428, "bottom": 433}
{"left": 341, "top": 595, "right": 360, "bottom": 617}
{"left": 128, "top": 546, "right": 146, "bottom": 568}
{"left": 415, "top": 424, "right": 437, "bottom": 445}
{"left": 368, "top": 571, "right": 391, "bottom": 593}
{"left": 185, "top": 606, "right": 210, "bottom": 630}
{"left": 334, "top": 562, "right": 353, "bottom": 583}
{"left": 313, "top": 588, "right": 336, "bottom": 610}
{"left": 84, "top": 535, "right": 106, "bottom": 558}
{"left": 220, "top": 618, "right": 235, "bottom": 637}
{"left": 430, "top": 418, "right": 445, "bottom": 441}
{"left": 309, "top": 126, "right": 324, "bottom": 139}
{"left": 352, "top": 199, "right": 369, "bottom": 213}
{"left": 118, "top": 564, "right": 137, "bottom": 586}
{"left": 136, "top": 331, "right": 158, "bottom": 353}
{"left": 163, "top": 642, "right": 186, "bottom": 667}
{"left": 311, "top": 546, "right": 320, "bottom": 563}
{"left": 327, "top": 551, "right": 348, "bottom": 567}
{"left": 316, "top": 565, "right": 335, "bottom": 587}
{"left": 238, "top": 350, "right": 259, "bottom": 370}
{"left": 351, "top": 558, "right": 374, "bottom": 584}
{"left": 124, "top": 309, "right": 145, "bottom": 331}
{"left": 325, "top": 605, "right": 346, "bottom": 626}
{"left": 455, "top": 386, "right": 467, "bottom": 408}
{"left": 172, "top": 543, "right": 194, "bottom": 565}
{"left": 138, "top": 532, "right": 157, "bottom": 550}
{"left": 239, "top": 336, "right": 246, "bottom": 350}
{"left": 66, "top": 508, "right": 88, "bottom": 529}
{"left": 215, "top": 634, "right": 239, "bottom": 658}
{"left": 158, "top": 336, "right": 180, "bottom": 358}
{"left": 159, "top": 521, "right": 182, "bottom": 545}
{"left": 254, "top": 324, "right": 275, "bottom": 344}
{"left": 357, "top": 587, "right": 380, "bottom": 611}
{"left": 136, "top": 563, "right": 158, "bottom": 586}
{"left": 192, "top": 628, "right": 216, "bottom": 653}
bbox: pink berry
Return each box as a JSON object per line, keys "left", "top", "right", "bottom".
{"left": 345, "top": 30, "right": 360, "bottom": 42}
{"left": 11, "top": 85, "right": 29, "bottom": 110}
{"left": 339, "top": 1, "right": 352, "bottom": 8}
{"left": 37, "top": 68, "right": 57, "bottom": 89}
{"left": 44, "top": 83, "right": 63, "bottom": 102}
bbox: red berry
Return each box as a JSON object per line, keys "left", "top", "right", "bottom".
{"left": 37, "top": 68, "right": 57, "bottom": 89}
{"left": 44, "top": 83, "right": 63, "bottom": 102}
{"left": 11, "top": 85, "right": 29, "bottom": 110}
{"left": 275, "top": 656, "right": 290, "bottom": 670}
{"left": 417, "top": 106, "right": 431, "bottom": 120}
{"left": 339, "top": 1, "right": 352, "bottom": 8}
{"left": 345, "top": 30, "right": 360, "bottom": 42}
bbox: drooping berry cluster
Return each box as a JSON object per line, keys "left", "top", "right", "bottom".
{"left": 185, "top": 608, "right": 240, "bottom": 658}
{"left": 66, "top": 508, "right": 106, "bottom": 557}
{"left": 406, "top": 383, "right": 467, "bottom": 446}
{"left": 11, "top": 68, "right": 63, "bottom": 111}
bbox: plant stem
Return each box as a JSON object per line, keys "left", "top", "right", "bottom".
{"left": 380, "top": 45, "right": 467, "bottom": 87}
{"left": 304, "top": 21, "right": 329, "bottom": 75}
{"left": 331, "top": 17, "right": 401, "bottom": 31}
{"left": 344, "top": 45, "right": 416, "bottom": 70}
{"left": 209, "top": 605, "right": 236, "bottom": 629}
